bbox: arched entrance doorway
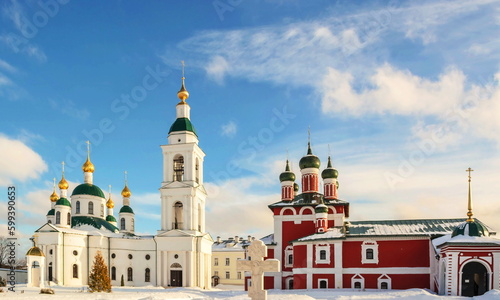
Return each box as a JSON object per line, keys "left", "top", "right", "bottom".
{"left": 461, "top": 261, "right": 489, "bottom": 296}
{"left": 170, "top": 263, "right": 182, "bottom": 287}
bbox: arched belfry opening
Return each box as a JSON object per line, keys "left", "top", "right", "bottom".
{"left": 461, "top": 261, "right": 489, "bottom": 296}
{"left": 173, "top": 201, "right": 183, "bottom": 229}
{"left": 195, "top": 157, "right": 200, "bottom": 183}
{"left": 173, "top": 154, "right": 184, "bottom": 181}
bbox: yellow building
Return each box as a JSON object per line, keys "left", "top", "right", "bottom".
{"left": 212, "top": 236, "right": 254, "bottom": 286}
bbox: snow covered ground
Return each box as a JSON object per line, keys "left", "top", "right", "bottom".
{"left": 1, "top": 285, "right": 499, "bottom": 299}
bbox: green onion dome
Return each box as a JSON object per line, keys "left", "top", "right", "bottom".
{"left": 47, "top": 209, "right": 55, "bottom": 216}
{"left": 315, "top": 204, "right": 328, "bottom": 213}
{"left": 299, "top": 143, "right": 320, "bottom": 169}
{"left": 72, "top": 183, "right": 105, "bottom": 198}
{"left": 294, "top": 183, "right": 299, "bottom": 192}
{"left": 119, "top": 205, "right": 134, "bottom": 214}
{"left": 55, "top": 197, "right": 71, "bottom": 207}
{"left": 321, "top": 156, "right": 338, "bottom": 179}
{"left": 106, "top": 215, "right": 117, "bottom": 222}
{"left": 452, "top": 220, "right": 489, "bottom": 237}
{"left": 169, "top": 117, "right": 197, "bottom": 136}
{"left": 279, "top": 160, "right": 296, "bottom": 182}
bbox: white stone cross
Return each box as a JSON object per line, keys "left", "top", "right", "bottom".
{"left": 237, "top": 240, "right": 281, "bottom": 300}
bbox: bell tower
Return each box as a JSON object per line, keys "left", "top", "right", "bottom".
{"left": 159, "top": 68, "right": 206, "bottom": 233}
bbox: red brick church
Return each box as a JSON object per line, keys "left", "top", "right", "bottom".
{"left": 248, "top": 143, "right": 500, "bottom": 297}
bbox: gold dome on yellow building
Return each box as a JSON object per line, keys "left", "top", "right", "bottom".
{"left": 121, "top": 185, "right": 131, "bottom": 198}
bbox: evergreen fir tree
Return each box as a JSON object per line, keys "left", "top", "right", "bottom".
{"left": 88, "top": 251, "right": 111, "bottom": 293}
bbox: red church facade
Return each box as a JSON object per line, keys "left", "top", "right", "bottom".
{"left": 245, "top": 144, "right": 500, "bottom": 297}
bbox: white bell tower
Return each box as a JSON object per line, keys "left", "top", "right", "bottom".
{"left": 159, "top": 72, "right": 207, "bottom": 234}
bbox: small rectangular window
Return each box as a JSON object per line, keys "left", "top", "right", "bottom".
{"left": 366, "top": 249, "right": 374, "bottom": 260}
{"left": 225, "top": 258, "right": 230, "bottom": 266}
{"left": 237, "top": 272, "right": 242, "bottom": 280}
{"left": 214, "top": 258, "right": 218, "bottom": 266}
{"left": 225, "top": 271, "right": 230, "bottom": 279}
{"left": 214, "top": 271, "right": 218, "bottom": 276}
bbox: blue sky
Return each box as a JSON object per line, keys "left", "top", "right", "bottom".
{"left": 1, "top": 0, "right": 500, "bottom": 252}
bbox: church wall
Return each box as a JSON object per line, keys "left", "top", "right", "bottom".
{"left": 342, "top": 238, "right": 430, "bottom": 268}
{"left": 293, "top": 245, "right": 307, "bottom": 268}
{"left": 293, "top": 273, "right": 307, "bottom": 289}
{"left": 312, "top": 273, "right": 334, "bottom": 288}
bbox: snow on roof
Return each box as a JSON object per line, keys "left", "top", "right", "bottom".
{"left": 212, "top": 239, "right": 250, "bottom": 251}
{"left": 297, "top": 227, "right": 344, "bottom": 242}
{"left": 433, "top": 234, "right": 500, "bottom": 251}
{"left": 346, "top": 218, "right": 477, "bottom": 237}
{"left": 260, "top": 233, "right": 275, "bottom": 245}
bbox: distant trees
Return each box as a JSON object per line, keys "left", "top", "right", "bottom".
{"left": 88, "top": 251, "right": 111, "bottom": 293}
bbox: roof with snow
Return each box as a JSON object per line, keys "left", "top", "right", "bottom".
{"left": 260, "top": 233, "right": 276, "bottom": 245}
{"left": 212, "top": 238, "right": 251, "bottom": 252}
{"left": 345, "top": 218, "right": 494, "bottom": 237}
{"left": 294, "top": 218, "right": 496, "bottom": 242}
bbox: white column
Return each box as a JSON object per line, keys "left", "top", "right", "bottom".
{"left": 334, "top": 243, "right": 342, "bottom": 288}
{"left": 306, "top": 244, "right": 313, "bottom": 289}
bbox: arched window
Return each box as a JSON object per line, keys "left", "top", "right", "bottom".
{"left": 127, "top": 267, "right": 133, "bottom": 281}
{"left": 101, "top": 204, "right": 104, "bottom": 217}
{"left": 131, "top": 218, "right": 134, "bottom": 231}
{"left": 72, "top": 264, "right": 78, "bottom": 278}
{"left": 120, "top": 218, "right": 126, "bottom": 230}
{"left": 173, "top": 202, "right": 183, "bottom": 229}
{"left": 76, "top": 201, "right": 80, "bottom": 214}
{"left": 48, "top": 220, "right": 51, "bottom": 224}
{"left": 198, "top": 203, "right": 202, "bottom": 232}
{"left": 195, "top": 158, "right": 200, "bottom": 183}
{"left": 88, "top": 201, "right": 94, "bottom": 215}
{"left": 288, "top": 254, "right": 293, "bottom": 265}
{"left": 145, "top": 268, "right": 150, "bottom": 282}
{"left": 67, "top": 212, "right": 71, "bottom": 225}
{"left": 111, "top": 266, "right": 116, "bottom": 281}
{"left": 381, "top": 282, "right": 388, "bottom": 289}
{"left": 173, "top": 155, "right": 184, "bottom": 181}
{"left": 56, "top": 211, "right": 61, "bottom": 224}
{"left": 320, "top": 250, "right": 326, "bottom": 260}
{"left": 354, "top": 282, "right": 361, "bottom": 289}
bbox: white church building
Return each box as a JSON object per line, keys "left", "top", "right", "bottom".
{"left": 26, "top": 76, "right": 213, "bottom": 288}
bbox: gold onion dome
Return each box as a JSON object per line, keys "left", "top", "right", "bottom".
{"left": 50, "top": 190, "right": 59, "bottom": 202}
{"left": 106, "top": 197, "right": 114, "bottom": 209}
{"left": 82, "top": 156, "right": 95, "bottom": 173}
{"left": 58, "top": 176, "right": 69, "bottom": 190}
{"left": 177, "top": 77, "right": 189, "bottom": 102}
{"left": 121, "top": 185, "right": 131, "bottom": 198}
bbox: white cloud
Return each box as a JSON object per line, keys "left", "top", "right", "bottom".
{"left": 0, "top": 1, "right": 47, "bottom": 62}
{"left": 0, "top": 135, "right": 47, "bottom": 186}
{"left": 221, "top": 121, "right": 237, "bottom": 138}
{"left": 49, "top": 99, "right": 90, "bottom": 120}
{"left": 319, "top": 65, "right": 466, "bottom": 116}
{"left": 205, "top": 55, "right": 230, "bottom": 84}
{"left": 0, "top": 59, "right": 17, "bottom": 73}
{"left": 205, "top": 177, "right": 277, "bottom": 239}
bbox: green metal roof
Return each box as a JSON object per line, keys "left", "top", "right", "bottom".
{"left": 169, "top": 117, "right": 197, "bottom": 136}
{"left": 119, "top": 205, "right": 134, "bottom": 214}
{"left": 106, "top": 215, "right": 117, "bottom": 222}
{"left": 72, "top": 183, "right": 105, "bottom": 198}
{"left": 47, "top": 209, "right": 55, "bottom": 216}
{"left": 452, "top": 220, "right": 489, "bottom": 237}
{"left": 72, "top": 216, "right": 119, "bottom": 233}
{"left": 55, "top": 197, "right": 71, "bottom": 207}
